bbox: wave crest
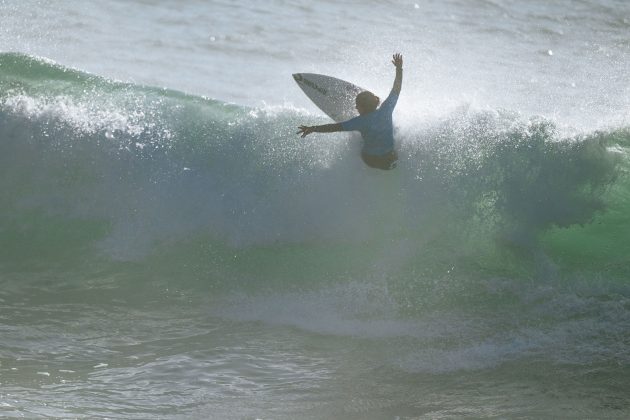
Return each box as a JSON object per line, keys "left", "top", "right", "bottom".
{"left": 0, "top": 53, "right": 628, "bottom": 281}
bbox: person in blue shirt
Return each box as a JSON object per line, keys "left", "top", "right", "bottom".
{"left": 297, "top": 53, "right": 403, "bottom": 170}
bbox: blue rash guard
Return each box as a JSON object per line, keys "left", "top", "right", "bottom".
{"left": 340, "top": 89, "right": 399, "bottom": 156}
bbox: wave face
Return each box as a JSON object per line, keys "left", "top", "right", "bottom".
{"left": 1, "top": 52, "right": 629, "bottom": 330}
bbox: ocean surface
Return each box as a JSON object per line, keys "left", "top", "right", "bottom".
{"left": 1, "top": 0, "right": 629, "bottom": 418}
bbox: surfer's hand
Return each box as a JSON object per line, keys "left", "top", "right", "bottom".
{"left": 297, "top": 125, "right": 313, "bottom": 138}
{"left": 391, "top": 54, "right": 403, "bottom": 93}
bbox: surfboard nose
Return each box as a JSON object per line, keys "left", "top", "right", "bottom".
{"left": 293, "top": 73, "right": 302, "bottom": 82}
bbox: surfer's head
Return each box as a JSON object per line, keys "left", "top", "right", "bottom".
{"left": 355, "top": 91, "right": 380, "bottom": 115}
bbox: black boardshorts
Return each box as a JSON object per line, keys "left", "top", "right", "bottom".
{"left": 361, "top": 150, "right": 398, "bottom": 170}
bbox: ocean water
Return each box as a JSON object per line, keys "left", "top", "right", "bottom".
{"left": 1, "top": 0, "right": 629, "bottom": 418}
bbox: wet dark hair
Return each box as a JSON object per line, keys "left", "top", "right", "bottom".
{"left": 356, "top": 91, "right": 380, "bottom": 111}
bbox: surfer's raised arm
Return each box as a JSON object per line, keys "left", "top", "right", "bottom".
{"left": 391, "top": 53, "right": 403, "bottom": 94}
{"left": 297, "top": 123, "right": 342, "bottom": 138}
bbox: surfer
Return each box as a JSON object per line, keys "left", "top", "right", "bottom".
{"left": 297, "top": 53, "right": 403, "bottom": 170}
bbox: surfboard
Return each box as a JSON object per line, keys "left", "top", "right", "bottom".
{"left": 292, "top": 73, "right": 365, "bottom": 123}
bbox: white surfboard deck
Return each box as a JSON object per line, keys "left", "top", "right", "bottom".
{"left": 293, "top": 73, "right": 366, "bottom": 123}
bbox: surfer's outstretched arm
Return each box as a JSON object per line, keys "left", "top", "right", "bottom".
{"left": 297, "top": 123, "right": 342, "bottom": 138}
{"left": 391, "top": 53, "right": 403, "bottom": 94}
